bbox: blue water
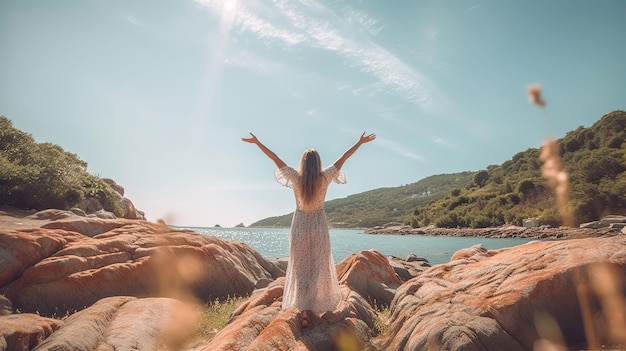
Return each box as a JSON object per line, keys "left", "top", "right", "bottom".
{"left": 183, "top": 227, "right": 533, "bottom": 266}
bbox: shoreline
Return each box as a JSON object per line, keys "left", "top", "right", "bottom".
{"left": 364, "top": 224, "right": 623, "bottom": 240}
{"left": 2, "top": 206, "right": 623, "bottom": 241}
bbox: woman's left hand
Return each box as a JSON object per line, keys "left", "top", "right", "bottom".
{"left": 242, "top": 132, "right": 259, "bottom": 144}
{"left": 359, "top": 132, "right": 376, "bottom": 144}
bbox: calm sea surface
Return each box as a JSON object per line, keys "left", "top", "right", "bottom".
{"left": 182, "top": 227, "right": 534, "bottom": 265}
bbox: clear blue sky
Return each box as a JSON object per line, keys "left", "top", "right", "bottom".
{"left": 1, "top": 0, "right": 624, "bottom": 227}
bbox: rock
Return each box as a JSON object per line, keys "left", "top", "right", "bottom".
{"left": 192, "top": 250, "right": 399, "bottom": 351}
{"left": 383, "top": 237, "right": 626, "bottom": 350}
{"left": 387, "top": 255, "right": 430, "bottom": 282}
{"left": 601, "top": 215, "right": 626, "bottom": 224}
{"left": 623, "top": 226, "right": 626, "bottom": 235}
{"left": 121, "top": 197, "right": 145, "bottom": 220}
{"left": 0, "top": 220, "right": 284, "bottom": 317}
{"left": 270, "top": 257, "right": 288, "bottom": 273}
{"left": 40, "top": 217, "right": 130, "bottom": 236}
{"left": 0, "top": 313, "right": 62, "bottom": 351}
{"left": 102, "top": 178, "right": 125, "bottom": 197}
{"left": 0, "top": 230, "right": 70, "bottom": 288}
{"left": 77, "top": 197, "right": 103, "bottom": 214}
{"left": 405, "top": 253, "right": 424, "bottom": 262}
{"left": 68, "top": 207, "right": 86, "bottom": 217}
{"left": 336, "top": 250, "right": 402, "bottom": 307}
{"left": 32, "top": 296, "right": 194, "bottom": 351}
{"left": 75, "top": 178, "right": 147, "bottom": 220}
{"left": 88, "top": 209, "right": 117, "bottom": 219}
{"left": 580, "top": 215, "right": 626, "bottom": 230}
{"left": 450, "top": 244, "right": 491, "bottom": 261}
{"left": 580, "top": 220, "right": 605, "bottom": 229}
{"left": 25, "top": 209, "right": 76, "bottom": 221}
{"left": 0, "top": 295, "right": 12, "bottom": 315}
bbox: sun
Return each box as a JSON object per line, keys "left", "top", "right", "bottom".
{"left": 223, "top": 0, "right": 237, "bottom": 14}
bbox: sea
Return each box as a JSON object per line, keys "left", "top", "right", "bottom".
{"left": 181, "top": 227, "right": 534, "bottom": 266}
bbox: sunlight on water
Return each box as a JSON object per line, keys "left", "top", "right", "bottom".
{"left": 184, "top": 227, "right": 533, "bottom": 265}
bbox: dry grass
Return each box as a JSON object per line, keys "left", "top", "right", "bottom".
{"left": 529, "top": 84, "right": 626, "bottom": 351}
{"left": 373, "top": 304, "right": 391, "bottom": 336}
{"left": 194, "top": 296, "right": 247, "bottom": 341}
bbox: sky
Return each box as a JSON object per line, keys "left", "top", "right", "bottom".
{"left": 1, "top": 0, "right": 625, "bottom": 227}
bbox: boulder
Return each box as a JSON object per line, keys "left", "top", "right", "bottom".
{"left": 77, "top": 197, "right": 103, "bottom": 214}
{"left": 336, "top": 250, "right": 403, "bottom": 307}
{"left": 0, "top": 295, "right": 12, "bottom": 315}
{"left": 382, "top": 237, "right": 626, "bottom": 350}
{"left": 0, "top": 313, "right": 62, "bottom": 351}
{"left": 25, "top": 209, "right": 77, "bottom": 221}
{"left": 88, "top": 209, "right": 117, "bottom": 219}
{"left": 0, "top": 220, "right": 284, "bottom": 317}
{"left": 32, "top": 296, "right": 195, "bottom": 351}
{"left": 581, "top": 215, "right": 626, "bottom": 230}
{"left": 68, "top": 207, "right": 86, "bottom": 217}
{"left": 121, "top": 197, "right": 146, "bottom": 220}
{"left": 387, "top": 255, "right": 430, "bottom": 282}
{"left": 580, "top": 220, "right": 606, "bottom": 229}
{"left": 610, "top": 223, "right": 626, "bottom": 230}
{"left": 601, "top": 215, "right": 626, "bottom": 224}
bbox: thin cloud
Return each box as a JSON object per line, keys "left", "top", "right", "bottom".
{"left": 377, "top": 137, "right": 425, "bottom": 162}
{"left": 223, "top": 50, "right": 286, "bottom": 75}
{"left": 433, "top": 137, "right": 451, "bottom": 147}
{"left": 123, "top": 14, "right": 144, "bottom": 27}
{"left": 195, "top": 0, "right": 445, "bottom": 112}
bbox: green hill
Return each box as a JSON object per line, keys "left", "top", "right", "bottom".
{"left": 406, "top": 110, "right": 625, "bottom": 228}
{"left": 250, "top": 172, "right": 476, "bottom": 228}
{"left": 0, "top": 116, "right": 123, "bottom": 215}
{"left": 252, "top": 110, "right": 626, "bottom": 229}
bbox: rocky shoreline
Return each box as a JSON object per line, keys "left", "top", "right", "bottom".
{"left": 365, "top": 224, "right": 623, "bottom": 240}
{"left": 365, "top": 215, "right": 626, "bottom": 240}
{"left": 1, "top": 210, "right": 626, "bottom": 350}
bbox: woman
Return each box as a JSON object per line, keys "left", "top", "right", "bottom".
{"left": 242, "top": 132, "right": 376, "bottom": 327}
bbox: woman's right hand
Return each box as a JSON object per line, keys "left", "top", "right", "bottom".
{"left": 242, "top": 132, "right": 259, "bottom": 144}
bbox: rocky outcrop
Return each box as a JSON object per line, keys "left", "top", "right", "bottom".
{"left": 2, "top": 249, "right": 403, "bottom": 351}
{"left": 2, "top": 215, "right": 626, "bottom": 351}
{"left": 0, "top": 218, "right": 284, "bottom": 317}
{"left": 191, "top": 250, "right": 400, "bottom": 351}
{"left": 382, "top": 236, "right": 626, "bottom": 350}
{"left": 74, "top": 178, "right": 146, "bottom": 220}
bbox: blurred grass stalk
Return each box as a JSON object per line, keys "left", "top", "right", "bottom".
{"left": 529, "top": 84, "right": 626, "bottom": 350}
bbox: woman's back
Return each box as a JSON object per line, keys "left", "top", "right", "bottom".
{"left": 275, "top": 165, "right": 346, "bottom": 212}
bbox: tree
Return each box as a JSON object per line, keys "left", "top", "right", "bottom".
{"left": 473, "top": 170, "right": 489, "bottom": 187}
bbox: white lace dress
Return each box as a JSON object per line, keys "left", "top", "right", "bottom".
{"left": 275, "top": 165, "right": 346, "bottom": 313}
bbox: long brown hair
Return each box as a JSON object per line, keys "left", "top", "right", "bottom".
{"left": 298, "top": 149, "right": 323, "bottom": 205}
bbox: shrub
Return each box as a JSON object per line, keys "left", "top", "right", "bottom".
{"left": 0, "top": 116, "right": 122, "bottom": 215}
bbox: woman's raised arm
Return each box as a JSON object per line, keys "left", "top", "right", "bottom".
{"left": 242, "top": 132, "right": 287, "bottom": 169}
{"left": 333, "top": 132, "right": 376, "bottom": 170}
